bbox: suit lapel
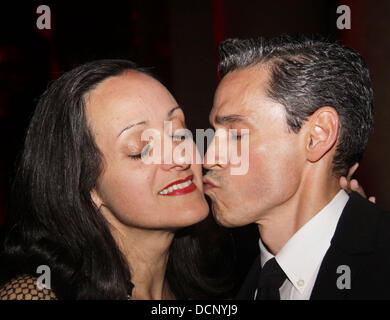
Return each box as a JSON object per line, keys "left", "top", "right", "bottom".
{"left": 236, "top": 255, "right": 262, "bottom": 300}
{"left": 310, "top": 192, "right": 378, "bottom": 299}
{"left": 310, "top": 246, "right": 367, "bottom": 299}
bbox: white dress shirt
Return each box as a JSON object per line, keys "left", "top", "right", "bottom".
{"left": 256, "top": 190, "right": 350, "bottom": 300}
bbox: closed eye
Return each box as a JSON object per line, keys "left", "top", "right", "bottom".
{"left": 230, "top": 131, "right": 242, "bottom": 140}
{"left": 171, "top": 130, "right": 192, "bottom": 141}
{"left": 128, "top": 144, "right": 151, "bottom": 160}
{"left": 231, "top": 134, "right": 242, "bottom": 140}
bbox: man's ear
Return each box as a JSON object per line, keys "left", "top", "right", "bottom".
{"left": 306, "top": 106, "right": 339, "bottom": 162}
{"left": 91, "top": 188, "right": 103, "bottom": 209}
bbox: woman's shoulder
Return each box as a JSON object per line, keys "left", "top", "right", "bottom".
{"left": 0, "top": 274, "right": 57, "bottom": 300}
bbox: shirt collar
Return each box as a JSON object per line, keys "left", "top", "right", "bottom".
{"left": 258, "top": 190, "right": 349, "bottom": 294}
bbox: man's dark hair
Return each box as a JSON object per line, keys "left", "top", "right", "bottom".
{"left": 218, "top": 35, "right": 374, "bottom": 176}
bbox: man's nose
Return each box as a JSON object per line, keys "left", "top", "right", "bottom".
{"left": 203, "top": 131, "right": 228, "bottom": 170}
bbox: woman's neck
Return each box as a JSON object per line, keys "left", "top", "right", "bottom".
{"left": 112, "top": 225, "right": 176, "bottom": 300}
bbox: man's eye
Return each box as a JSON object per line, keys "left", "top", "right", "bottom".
{"left": 128, "top": 144, "right": 151, "bottom": 160}
{"left": 171, "top": 131, "right": 191, "bottom": 141}
{"left": 231, "top": 133, "right": 242, "bottom": 140}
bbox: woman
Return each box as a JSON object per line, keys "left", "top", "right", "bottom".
{"left": 0, "top": 59, "right": 370, "bottom": 300}
{"left": 0, "top": 59, "right": 233, "bottom": 300}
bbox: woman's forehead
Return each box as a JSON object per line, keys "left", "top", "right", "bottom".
{"left": 85, "top": 72, "right": 179, "bottom": 133}
{"left": 89, "top": 71, "right": 172, "bottom": 106}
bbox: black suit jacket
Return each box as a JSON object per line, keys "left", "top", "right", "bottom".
{"left": 236, "top": 192, "right": 390, "bottom": 300}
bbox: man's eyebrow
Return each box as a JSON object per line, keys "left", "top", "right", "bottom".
{"left": 168, "top": 106, "right": 182, "bottom": 118}
{"left": 213, "top": 114, "right": 250, "bottom": 125}
{"left": 117, "top": 121, "right": 147, "bottom": 137}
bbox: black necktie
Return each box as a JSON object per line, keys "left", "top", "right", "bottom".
{"left": 256, "top": 257, "right": 287, "bottom": 300}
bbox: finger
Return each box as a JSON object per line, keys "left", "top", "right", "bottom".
{"left": 368, "top": 196, "right": 376, "bottom": 204}
{"left": 346, "top": 163, "right": 359, "bottom": 181}
{"left": 350, "top": 179, "right": 367, "bottom": 197}
{"left": 339, "top": 176, "right": 351, "bottom": 193}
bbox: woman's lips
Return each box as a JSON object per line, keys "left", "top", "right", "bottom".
{"left": 159, "top": 175, "right": 196, "bottom": 196}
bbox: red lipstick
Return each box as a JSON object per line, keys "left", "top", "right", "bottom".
{"left": 159, "top": 175, "right": 196, "bottom": 196}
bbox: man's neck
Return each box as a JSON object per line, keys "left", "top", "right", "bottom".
{"left": 257, "top": 170, "right": 341, "bottom": 255}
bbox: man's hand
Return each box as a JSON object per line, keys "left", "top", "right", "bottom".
{"left": 339, "top": 163, "right": 376, "bottom": 203}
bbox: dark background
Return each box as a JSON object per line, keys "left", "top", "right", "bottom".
{"left": 0, "top": 0, "right": 388, "bottom": 294}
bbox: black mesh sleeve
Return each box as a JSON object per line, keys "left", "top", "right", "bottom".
{"left": 0, "top": 274, "right": 57, "bottom": 300}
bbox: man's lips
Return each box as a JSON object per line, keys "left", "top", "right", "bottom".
{"left": 202, "top": 175, "right": 218, "bottom": 192}
{"left": 159, "top": 174, "right": 196, "bottom": 196}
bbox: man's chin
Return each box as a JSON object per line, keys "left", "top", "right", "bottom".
{"left": 211, "top": 205, "right": 245, "bottom": 228}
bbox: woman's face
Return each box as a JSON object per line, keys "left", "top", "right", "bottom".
{"left": 86, "top": 71, "right": 209, "bottom": 229}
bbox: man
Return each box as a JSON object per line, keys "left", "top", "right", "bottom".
{"left": 203, "top": 35, "right": 390, "bottom": 299}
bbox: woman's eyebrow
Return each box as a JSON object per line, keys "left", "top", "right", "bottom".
{"left": 117, "top": 106, "right": 182, "bottom": 138}
{"left": 117, "top": 121, "right": 147, "bottom": 137}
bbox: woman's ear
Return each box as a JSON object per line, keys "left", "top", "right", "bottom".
{"left": 90, "top": 189, "right": 103, "bottom": 209}
{"left": 306, "top": 106, "right": 339, "bottom": 162}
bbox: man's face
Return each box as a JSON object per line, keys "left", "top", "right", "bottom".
{"left": 203, "top": 66, "right": 306, "bottom": 227}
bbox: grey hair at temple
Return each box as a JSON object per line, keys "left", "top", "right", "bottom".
{"left": 218, "top": 35, "right": 374, "bottom": 176}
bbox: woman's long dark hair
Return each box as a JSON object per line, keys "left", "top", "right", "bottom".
{"left": 0, "top": 60, "right": 234, "bottom": 299}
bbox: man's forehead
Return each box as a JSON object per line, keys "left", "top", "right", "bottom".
{"left": 210, "top": 67, "right": 269, "bottom": 125}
